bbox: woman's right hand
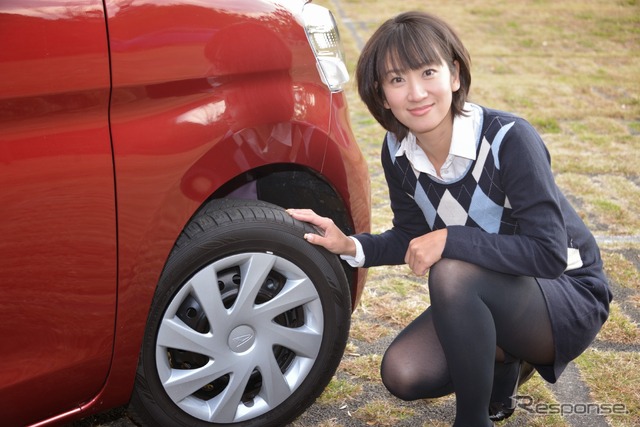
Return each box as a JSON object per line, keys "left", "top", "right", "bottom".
{"left": 286, "top": 209, "right": 356, "bottom": 257}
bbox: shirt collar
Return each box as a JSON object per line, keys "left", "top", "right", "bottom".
{"left": 395, "top": 102, "right": 481, "bottom": 161}
{"left": 450, "top": 103, "right": 481, "bottom": 160}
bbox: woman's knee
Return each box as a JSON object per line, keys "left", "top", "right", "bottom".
{"left": 380, "top": 353, "right": 425, "bottom": 401}
{"left": 428, "top": 258, "right": 476, "bottom": 302}
{"left": 380, "top": 345, "right": 451, "bottom": 401}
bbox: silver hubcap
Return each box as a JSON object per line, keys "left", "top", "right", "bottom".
{"left": 155, "top": 252, "right": 324, "bottom": 423}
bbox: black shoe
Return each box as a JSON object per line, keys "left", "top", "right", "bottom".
{"left": 488, "top": 360, "right": 534, "bottom": 421}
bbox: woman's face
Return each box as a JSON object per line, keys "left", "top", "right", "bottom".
{"left": 381, "top": 58, "right": 460, "bottom": 142}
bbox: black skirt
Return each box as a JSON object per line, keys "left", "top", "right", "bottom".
{"left": 534, "top": 267, "right": 611, "bottom": 383}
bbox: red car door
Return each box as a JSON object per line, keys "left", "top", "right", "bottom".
{"left": 0, "top": 1, "right": 116, "bottom": 425}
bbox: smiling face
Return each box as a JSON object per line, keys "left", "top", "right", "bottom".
{"left": 355, "top": 12, "right": 472, "bottom": 143}
{"left": 381, "top": 58, "right": 460, "bottom": 143}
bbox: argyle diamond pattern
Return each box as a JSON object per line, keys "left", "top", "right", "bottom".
{"left": 391, "top": 123, "right": 519, "bottom": 236}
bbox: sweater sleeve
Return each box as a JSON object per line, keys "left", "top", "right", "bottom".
{"left": 443, "top": 118, "right": 568, "bottom": 278}
{"left": 353, "top": 134, "right": 430, "bottom": 267}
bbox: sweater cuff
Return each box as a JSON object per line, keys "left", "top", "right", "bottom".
{"left": 442, "top": 225, "right": 466, "bottom": 259}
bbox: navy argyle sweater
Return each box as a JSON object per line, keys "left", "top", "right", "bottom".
{"left": 354, "top": 107, "right": 607, "bottom": 283}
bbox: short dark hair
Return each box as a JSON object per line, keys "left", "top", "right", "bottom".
{"left": 356, "top": 11, "right": 471, "bottom": 142}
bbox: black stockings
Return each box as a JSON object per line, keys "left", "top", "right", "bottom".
{"left": 380, "top": 259, "right": 555, "bottom": 427}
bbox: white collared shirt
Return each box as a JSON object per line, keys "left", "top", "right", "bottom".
{"left": 342, "top": 103, "right": 483, "bottom": 267}
{"left": 394, "top": 102, "right": 482, "bottom": 182}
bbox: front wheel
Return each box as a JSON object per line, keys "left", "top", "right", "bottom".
{"left": 129, "top": 199, "right": 351, "bottom": 427}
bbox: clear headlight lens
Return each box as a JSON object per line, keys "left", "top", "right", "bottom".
{"left": 302, "top": 3, "right": 349, "bottom": 92}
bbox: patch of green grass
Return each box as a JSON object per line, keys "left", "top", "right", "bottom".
{"left": 520, "top": 38, "right": 536, "bottom": 49}
{"left": 531, "top": 117, "right": 562, "bottom": 134}
{"left": 317, "top": 378, "right": 363, "bottom": 405}
{"left": 592, "top": 199, "right": 624, "bottom": 219}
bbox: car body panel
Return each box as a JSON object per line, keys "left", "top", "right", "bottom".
{"left": 0, "top": 0, "right": 371, "bottom": 425}
{"left": 102, "top": 0, "right": 333, "bottom": 412}
{"left": 0, "top": 1, "right": 116, "bottom": 425}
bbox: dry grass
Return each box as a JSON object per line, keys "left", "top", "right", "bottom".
{"left": 349, "top": 320, "right": 393, "bottom": 343}
{"left": 597, "top": 302, "right": 640, "bottom": 345}
{"left": 602, "top": 251, "right": 640, "bottom": 290}
{"left": 297, "top": 0, "right": 640, "bottom": 426}
{"left": 575, "top": 350, "right": 640, "bottom": 427}
{"left": 340, "top": 353, "right": 383, "bottom": 382}
{"left": 514, "top": 376, "right": 569, "bottom": 427}
{"left": 353, "top": 399, "right": 416, "bottom": 426}
{"left": 555, "top": 174, "right": 640, "bottom": 235}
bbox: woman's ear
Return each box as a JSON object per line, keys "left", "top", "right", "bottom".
{"left": 451, "top": 60, "right": 461, "bottom": 92}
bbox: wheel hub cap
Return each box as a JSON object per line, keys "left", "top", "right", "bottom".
{"left": 228, "top": 325, "right": 255, "bottom": 353}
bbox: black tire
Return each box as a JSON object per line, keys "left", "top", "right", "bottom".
{"left": 129, "top": 199, "right": 351, "bottom": 426}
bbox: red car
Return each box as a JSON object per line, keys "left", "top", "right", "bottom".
{"left": 0, "top": 1, "right": 370, "bottom": 426}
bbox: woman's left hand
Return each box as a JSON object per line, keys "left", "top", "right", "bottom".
{"left": 405, "top": 229, "right": 448, "bottom": 276}
{"left": 286, "top": 208, "right": 356, "bottom": 256}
